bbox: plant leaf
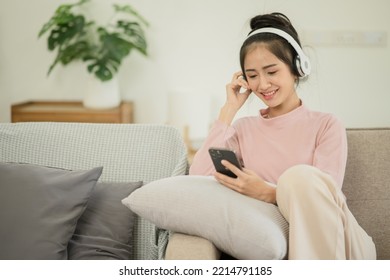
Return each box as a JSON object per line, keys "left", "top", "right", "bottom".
{"left": 87, "top": 60, "right": 114, "bottom": 81}
{"left": 38, "top": 0, "right": 90, "bottom": 37}
{"left": 47, "top": 15, "right": 86, "bottom": 51}
{"left": 113, "top": 4, "right": 149, "bottom": 27}
{"left": 58, "top": 41, "right": 92, "bottom": 65}
{"left": 116, "top": 21, "right": 147, "bottom": 55}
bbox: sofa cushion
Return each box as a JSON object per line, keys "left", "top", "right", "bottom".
{"left": 122, "top": 175, "right": 288, "bottom": 260}
{"left": 68, "top": 181, "right": 143, "bottom": 259}
{"left": 344, "top": 128, "right": 390, "bottom": 260}
{"left": 0, "top": 162, "right": 102, "bottom": 260}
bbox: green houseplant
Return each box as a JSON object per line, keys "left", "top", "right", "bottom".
{"left": 38, "top": 0, "right": 149, "bottom": 82}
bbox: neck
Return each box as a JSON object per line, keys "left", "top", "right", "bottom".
{"left": 267, "top": 96, "right": 301, "bottom": 118}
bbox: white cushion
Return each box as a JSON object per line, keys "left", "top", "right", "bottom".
{"left": 122, "top": 175, "right": 288, "bottom": 259}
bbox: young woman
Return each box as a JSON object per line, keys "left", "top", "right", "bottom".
{"left": 189, "top": 12, "right": 376, "bottom": 260}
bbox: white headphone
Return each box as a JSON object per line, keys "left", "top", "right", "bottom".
{"left": 247, "top": 27, "right": 311, "bottom": 77}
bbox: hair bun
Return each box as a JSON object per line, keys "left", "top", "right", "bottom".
{"left": 250, "top": 12, "right": 293, "bottom": 33}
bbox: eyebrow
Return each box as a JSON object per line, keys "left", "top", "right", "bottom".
{"left": 245, "top": 64, "right": 278, "bottom": 72}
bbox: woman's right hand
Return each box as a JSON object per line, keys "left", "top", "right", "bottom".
{"left": 219, "top": 71, "right": 252, "bottom": 125}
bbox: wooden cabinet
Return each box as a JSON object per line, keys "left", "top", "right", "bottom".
{"left": 11, "top": 101, "right": 133, "bottom": 123}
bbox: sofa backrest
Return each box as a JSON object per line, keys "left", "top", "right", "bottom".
{"left": 2, "top": 123, "right": 388, "bottom": 259}
{"left": 0, "top": 122, "right": 188, "bottom": 259}
{"left": 343, "top": 128, "right": 390, "bottom": 260}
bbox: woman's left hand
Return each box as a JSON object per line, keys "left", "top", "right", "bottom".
{"left": 214, "top": 160, "right": 277, "bottom": 204}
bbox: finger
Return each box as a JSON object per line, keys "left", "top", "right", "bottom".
{"left": 221, "top": 180, "right": 240, "bottom": 192}
{"left": 239, "top": 86, "right": 251, "bottom": 94}
{"left": 242, "top": 167, "right": 256, "bottom": 175}
{"left": 235, "top": 75, "right": 250, "bottom": 93}
{"left": 240, "top": 78, "right": 249, "bottom": 89}
{"left": 214, "top": 172, "right": 242, "bottom": 193}
{"left": 231, "top": 71, "right": 244, "bottom": 82}
{"left": 214, "top": 172, "right": 238, "bottom": 187}
{"left": 221, "top": 159, "right": 243, "bottom": 176}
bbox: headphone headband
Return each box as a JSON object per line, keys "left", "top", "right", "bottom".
{"left": 247, "top": 27, "right": 311, "bottom": 77}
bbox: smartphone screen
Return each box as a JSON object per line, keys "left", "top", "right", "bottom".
{"left": 208, "top": 147, "right": 242, "bottom": 178}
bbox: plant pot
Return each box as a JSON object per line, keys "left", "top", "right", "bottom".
{"left": 83, "top": 76, "right": 121, "bottom": 109}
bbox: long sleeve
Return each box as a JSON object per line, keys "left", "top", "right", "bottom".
{"left": 189, "top": 120, "right": 241, "bottom": 176}
{"left": 312, "top": 115, "right": 348, "bottom": 187}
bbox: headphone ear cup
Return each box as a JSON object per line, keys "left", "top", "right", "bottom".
{"left": 295, "top": 56, "right": 304, "bottom": 77}
{"left": 295, "top": 55, "right": 311, "bottom": 77}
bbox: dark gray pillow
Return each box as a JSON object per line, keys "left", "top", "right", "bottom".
{"left": 0, "top": 162, "right": 102, "bottom": 260}
{"left": 68, "top": 181, "right": 143, "bottom": 260}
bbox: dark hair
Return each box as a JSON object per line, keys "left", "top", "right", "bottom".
{"left": 240, "top": 12, "right": 303, "bottom": 79}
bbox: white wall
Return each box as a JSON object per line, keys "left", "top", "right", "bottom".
{"left": 1, "top": 0, "right": 389, "bottom": 141}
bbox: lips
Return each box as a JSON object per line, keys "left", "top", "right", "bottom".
{"left": 261, "top": 89, "right": 277, "bottom": 100}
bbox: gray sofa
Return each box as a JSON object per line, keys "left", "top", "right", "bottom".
{"left": 1, "top": 123, "right": 389, "bottom": 260}
{"left": 166, "top": 128, "right": 390, "bottom": 260}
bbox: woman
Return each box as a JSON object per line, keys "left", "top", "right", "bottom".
{"left": 189, "top": 12, "right": 376, "bottom": 260}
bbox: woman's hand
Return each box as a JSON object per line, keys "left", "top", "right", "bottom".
{"left": 226, "top": 71, "right": 252, "bottom": 109}
{"left": 214, "top": 160, "right": 277, "bottom": 204}
{"left": 219, "top": 71, "right": 252, "bottom": 125}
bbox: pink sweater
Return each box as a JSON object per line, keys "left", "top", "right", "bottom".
{"left": 190, "top": 104, "right": 348, "bottom": 188}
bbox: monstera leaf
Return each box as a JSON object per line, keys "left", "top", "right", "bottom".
{"left": 47, "top": 16, "right": 86, "bottom": 51}
{"left": 38, "top": 0, "right": 148, "bottom": 82}
{"left": 84, "top": 29, "right": 131, "bottom": 81}
{"left": 117, "top": 21, "right": 147, "bottom": 55}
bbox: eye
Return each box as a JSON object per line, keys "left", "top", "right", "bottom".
{"left": 247, "top": 74, "right": 257, "bottom": 79}
{"left": 268, "top": 71, "right": 277, "bottom": 75}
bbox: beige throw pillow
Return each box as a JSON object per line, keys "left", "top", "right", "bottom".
{"left": 122, "top": 175, "right": 288, "bottom": 260}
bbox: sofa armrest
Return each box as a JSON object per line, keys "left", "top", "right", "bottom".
{"left": 165, "top": 232, "right": 220, "bottom": 260}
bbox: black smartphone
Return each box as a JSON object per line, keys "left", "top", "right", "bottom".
{"left": 208, "top": 147, "right": 242, "bottom": 178}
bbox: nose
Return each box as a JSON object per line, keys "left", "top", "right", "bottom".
{"left": 256, "top": 75, "right": 271, "bottom": 92}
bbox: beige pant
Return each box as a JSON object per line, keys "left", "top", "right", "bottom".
{"left": 276, "top": 165, "right": 376, "bottom": 260}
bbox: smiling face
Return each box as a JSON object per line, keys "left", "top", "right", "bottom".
{"left": 244, "top": 43, "right": 300, "bottom": 117}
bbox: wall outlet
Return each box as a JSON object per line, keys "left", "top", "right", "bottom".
{"left": 303, "top": 30, "right": 387, "bottom": 47}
